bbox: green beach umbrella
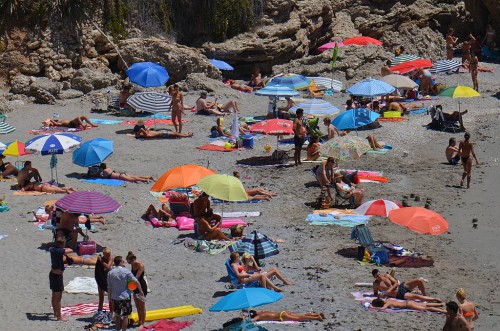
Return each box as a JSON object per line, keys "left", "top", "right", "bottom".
{"left": 437, "top": 85, "right": 480, "bottom": 98}
{"left": 197, "top": 174, "right": 248, "bottom": 202}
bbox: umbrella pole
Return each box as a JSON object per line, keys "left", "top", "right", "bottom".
{"left": 414, "top": 233, "right": 418, "bottom": 253}
{"left": 253, "top": 231, "right": 260, "bottom": 267}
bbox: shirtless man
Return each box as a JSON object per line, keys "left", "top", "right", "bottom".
{"left": 192, "top": 192, "right": 221, "bottom": 226}
{"left": 372, "top": 269, "right": 441, "bottom": 302}
{"left": 48, "top": 116, "right": 98, "bottom": 129}
{"left": 371, "top": 298, "right": 446, "bottom": 313}
{"left": 323, "top": 117, "right": 346, "bottom": 140}
{"left": 17, "top": 162, "right": 75, "bottom": 193}
{"left": 458, "top": 132, "right": 479, "bottom": 188}
{"left": 135, "top": 128, "right": 193, "bottom": 139}
{"left": 196, "top": 91, "right": 236, "bottom": 116}
{"left": 443, "top": 301, "right": 472, "bottom": 331}
{"left": 446, "top": 138, "right": 461, "bottom": 165}
{"left": 57, "top": 211, "right": 88, "bottom": 250}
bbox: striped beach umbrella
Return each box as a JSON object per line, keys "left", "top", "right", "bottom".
{"left": 290, "top": 99, "right": 339, "bottom": 116}
{"left": 0, "top": 122, "right": 16, "bottom": 134}
{"left": 126, "top": 62, "right": 169, "bottom": 87}
{"left": 343, "top": 36, "right": 382, "bottom": 46}
{"left": 355, "top": 199, "right": 403, "bottom": 217}
{"left": 127, "top": 92, "right": 172, "bottom": 113}
{"left": 391, "top": 54, "right": 420, "bottom": 65}
{"left": 209, "top": 59, "right": 234, "bottom": 70}
{"left": 228, "top": 230, "right": 279, "bottom": 262}
{"left": 254, "top": 86, "right": 299, "bottom": 97}
{"left": 429, "top": 60, "right": 462, "bottom": 73}
{"left": 267, "top": 74, "right": 311, "bottom": 90}
{"left": 55, "top": 191, "right": 121, "bottom": 215}
{"left": 25, "top": 133, "right": 81, "bottom": 156}
{"left": 307, "top": 77, "right": 343, "bottom": 92}
{"left": 346, "top": 78, "right": 395, "bottom": 97}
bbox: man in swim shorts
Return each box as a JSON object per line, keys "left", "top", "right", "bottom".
{"left": 107, "top": 256, "right": 144, "bottom": 331}
{"left": 17, "top": 161, "right": 42, "bottom": 189}
{"left": 458, "top": 132, "right": 479, "bottom": 189}
{"left": 57, "top": 211, "right": 88, "bottom": 250}
{"left": 193, "top": 192, "right": 221, "bottom": 226}
{"left": 49, "top": 237, "right": 71, "bottom": 321}
{"left": 446, "top": 137, "right": 461, "bottom": 165}
{"left": 372, "top": 269, "right": 441, "bottom": 302}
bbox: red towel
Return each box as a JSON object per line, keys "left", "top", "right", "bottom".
{"left": 142, "top": 319, "right": 193, "bottom": 331}
{"left": 60, "top": 302, "right": 109, "bottom": 316}
{"left": 377, "top": 117, "right": 406, "bottom": 122}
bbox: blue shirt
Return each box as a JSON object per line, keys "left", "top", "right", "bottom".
{"left": 107, "top": 266, "right": 137, "bottom": 300}
{"left": 50, "top": 247, "right": 65, "bottom": 271}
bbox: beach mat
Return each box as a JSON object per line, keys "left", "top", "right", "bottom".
{"left": 120, "top": 119, "right": 185, "bottom": 126}
{"left": 377, "top": 117, "right": 406, "bottom": 122}
{"left": 60, "top": 302, "right": 109, "bottom": 316}
{"left": 409, "top": 107, "right": 428, "bottom": 114}
{"left": 196, "top": 144, "right": 239, "bottom": 152}
{"left": 142, "top": 319, "right": 193, "bottom": 331}
{"left": 366, "top": 148, "right": 389, "bottom": 155}
{"left": 81, "top": 178, "right": 126, "bottom": 186}
{"left": 255, "top": 321, "right": 308, "bottom": 325}
{"left": 64, "top": 276, "right": 98, "bottom": 295}
{"left": 221, "top": 211, "right": 261, "bottom": 218}
{"left": 89, "top": 118, "right": 123, "bottom": 125}
{"left": 212, "top": 199, "right": 260, "bottom": 204}
{"left": 27, "top": 127, "right": 83, "bottom": 135}
{"left": 306, "top": 213, "right": 369, "bottom": 227}
{"left": 337, "top": 248, "right": 433, "bottom": 268}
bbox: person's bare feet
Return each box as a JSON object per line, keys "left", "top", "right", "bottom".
{"left": 283, "top": 281, "right": 294, "bottom": 286}
{"left": 56, "top": 316, "right": 69, "bottom": 322}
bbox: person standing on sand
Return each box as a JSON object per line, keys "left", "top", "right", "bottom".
{"left": 107, "top": 256, "right": 144, "bottom": 331}
{"left": 126, "top": 252, "right": 148, "bottom": 329}
{"left": 446, "top": 28, "right": 459, "bottom": 60}
{"left": 458, "top": 132, "right": 479, "bottom": 189}
{"left": 456, "top": 288, "right": 479, "bottom": 328}
{"left": 443, "top": 301, "right": 472, "bottom": 331}
{"left": 293, "top": 108, "right": 305, "bottom": 166}
{"left": 469, "top": 51, "right": 479, "bottom": 92}
{"left": 170, "top": 84, "right": 185, "bottom": 133}
{"left": 95, "top": 247, "right": 113, "bottom": 313}
{"left": 49, "top": 237, "right": 72, "bottom": 321}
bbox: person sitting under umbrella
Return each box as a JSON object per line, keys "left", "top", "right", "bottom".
{"left": 134, "top": 127, "right": 194, "bottom": 139}
{"left": 98, "top": 163, "right": 155, "bottom": 183}
{"left": 229, "top": 252, "right": 286, "bottom": 292}
{"left": 56, "top": 211, "right": 90, "bottom": 250}
{"left": 322, "top": 117, "right": 347, "bottom": 140}
{"left": 45, "top": 116, "right": 98, "bottom": 130}
{"left": 197, "top": 217, "right": 232, "bottom": 241}
{"left": 118, "top": 84, "right": 135, "bottom": 115}
{"left": 192, "top": 192, "right": 221, "bottom": 226}
{"left": 248, "top": 309, "right": 326, "bottom": 322}
{"left": 17, "top": 161, "right": 77, "bottom": 194}
{"left": 196, "top": 91, "right": 239, "bottom": 115}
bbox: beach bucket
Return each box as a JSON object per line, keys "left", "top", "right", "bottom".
{"left": 242, "top": 134, "right": 254, "bottom": 148}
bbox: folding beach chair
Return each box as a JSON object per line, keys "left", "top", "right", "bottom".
{"left": 308, "top": 80, "right": 325, "bottom": 98}
{"left": 224, "top": 258, "right": 260, "bottom": 289}
{"left": 437, "top": 108, "right": 461, "bottom": 133}
{"left": 352, "top": 224, "right": 389, "bottom": 255}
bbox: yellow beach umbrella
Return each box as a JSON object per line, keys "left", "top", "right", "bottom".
{"left": 197, "top": 174, "right": 247, "bottom": 202}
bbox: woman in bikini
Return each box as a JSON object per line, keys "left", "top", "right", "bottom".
{"left": 317, "top": 157, "right": 338, "bottom": 201}
{"left": 99, "top": 163, "right": 154, "bottom": 183}
{"left": 49, "top": 116, "right": 98, "bottom": 129}
{"left": 248, "top": 309, "right": 325, "bottom": 322}
{"left": 334, "top": 172, "right": 365, "bottom": 207}
{"left": 229, "top": 252, "right": 284, "bottom": 292}
{"left": 446, "top": 28, "right": 459, "bottom": 60}
{"left": 306, "top": 135, "right": 321, "bottom": 161}
{"left": 170, "top": 84, "right": 185, "bottom": 133}
{"left": 197, "top": 217, "right": 232, "bottom": 241}
{"left": 241, "top": 253, "right": 294, "bottom": 286}
{"left": 0, "top": 155, "right": 18, "bottom": 177}
{"left": 126, "top": 252, "right": 148, "bottom": 329}
{"left": 469, "top": 50, "right": 479, "bottom": 91}
{"left": 371, "top": 298, "right": 446, "bottom": 313}
{"left": 456, "top": 288, "right": 479, "bottom": 328}
{"left": 23, "top": 182, "right": 77, "bottom": 194}
{"left": 134, "top": 128, "right": 193, "bottom": 139}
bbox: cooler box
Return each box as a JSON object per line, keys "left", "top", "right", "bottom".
{"left": 242, "top": 134, "right": 254, "bottom": 148}
{"left": 79, "top": 241, "right": 96, "bottom": 255}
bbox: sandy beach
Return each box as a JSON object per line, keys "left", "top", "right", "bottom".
{"left": 0, "top": 60, "right": 499, "bottom": 331}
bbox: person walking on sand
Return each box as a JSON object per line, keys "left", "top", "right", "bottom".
{"left": 443, "top": 301, "right": 472, "bottom": 331}
{"left": 293, "top": 108, "right": 305, "bottom": 166}
{"left": 170, "top": 84, "right": 185, "bottom": 133}
{"left": 107, "top": 256, "right": 144, "bottom": 331}
{"left": 458, "top": 132, "right": 479, "bottom": 189}
{"left": 49, "top": 237, "right": 72, "bottom": 321}
{"left": 456, "top": 288, "right": 479, "bottom": 328}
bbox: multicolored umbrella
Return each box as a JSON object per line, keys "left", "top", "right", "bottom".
{"left": 151, "top": 164, "right": 216, "bottom": 192}
{"left": 355, "top": 199, "right": 403, "bottom": 217}
{"left": 390, "top": 59, "right": 432, "bottom": 74}
{"left": 290, "top": 99, "right": 339, "bottom": 116}
{"left": 249, "top": 119, "right": 293, "bottom": 135}
{"left": 346, "top": 78, "right": 395, "bottom": 97}
{"left": 72, "top": 138, "right": 113, "bottom": 167}
{"left": 55, "top": 191, "right": 121, "bottom": 215}
{"left": 126, "top": 62, "right": 169, "bottom": 87}
{"left": 254, "top": 86, "right": 299, "bottom": 98}
{"left": 1, "top": 140, "right": 30, "bottom": 157}
{"left": 197, "top": 174, "right": 247, "bottom": 202}
{"left": 318, "top": 41, "right": 344, "bottom": 52}
{"left": 307, "top": 77, "right": 343, "bottom": 92}
{"left": 228, "top": 230, "right": 280, "bottom": 262}
{"left": 343, "top": 36, "right": 382, "bottom": 46}
{"left": 25, "top": 133, "right": 81, "bottom": 156}
{"left": 209, "top": 288, "right": 283, "bottom": 312}
{"left": 331, "top": 108, "right": 380, "bottom": 131}
{"left": 438, "top": 85, "right": 480, "bottom": 98}
{"left": 380, "top": 74, "right": 418, "bottom": 90}
{"left": 319, "top": 135, "right": 371, "bottom": 161}
{"left": 391, "top": 54, "right": 420, "bottom": 65}
{"left": 209, "top": 59, "right": 234, "bottom": 70}
{"left": 267, "top": 74, "right": 311, "bottom": 90}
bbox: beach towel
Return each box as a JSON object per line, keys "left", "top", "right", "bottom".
{"left": 410, "top": 108, "right": 428, "bottom": 115}
{"left": 212, "top": 198, "right": 260, "bottom": 204}
{"left": 88, "top": 118, "right": 123, "bottom": 125}
{"left": 196, "top": 144, "right": 239, "bottom": 152}
{"left": 366, "top": 148, "right": 389, "bottom": 155}
{"left": 341, "top": 169, "right": 383, "bottom": 176}
{"left": 351, "top": 292, "right": 439, "bottom": 313}
{"left": 255, "top": 321, "right": 308, "bottom": 325}
{"left": 142, "top": 319, "right": 193, "bottom": 331}
{"left": 60, "top": 302, "right": 109, "bottom": 316}
{"left": 240, "top": 116, "right": 266, "bottom": 124}
{"left": 38, "top": 223, "right": 93, "bottom": 232}
{"left": 403, "top": 97, "right": 439, "bottom": 102}
{"left": 306, "top": 213, "right": 370, "bottom": 227}
{"left": 0, "top": 205, "right": 9, "bottom": 212}
{"left": 120, "top": 119, "right": 185, "bottom": 126}
{"left": 80, "top": 178, "right": 126, "bottom": 186}
{"left": 313, "top": 208, "right": 358, "bottom": 214}
{"left": 27, "top": 126, "right": 82, "bottom": 135}
{"left": 377, "top": 117, "right": 406, "bottom": 122}
{"left": 0, "top": 122, "right": 16, "bottom": 134}
{"left": 176, "top": 217, "right": 247, "bottom": 231}
{"left": 221, "top": 211, "right": 261, "bottom": 218}
{"left": 64, "top": 276, "right": 99, "bottom": 294}
{"left": 13, "top": 190, "right": 49, "bottom": 196}
{"left": 65, "top": 263, "right": 96, "bottom": 269}
{"left": 0, "top": 234, "right": 7, "bottom": 240}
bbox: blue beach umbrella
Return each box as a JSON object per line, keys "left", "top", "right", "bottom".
{"left": 290, "top": 99, "right": 339, "bottom": 116}
{"left": 255, "top": 86, "right": 299, "bottom": 98}
{"left": 346, "top": 78, "right": 395, "bottom": 97}
{"left": 267, "top": 73, "right": 311, "bottom": 90}
{"left": 332, "top": 108, "right": 380, "bottom": 131}
{"left": 209, "top": 288, "right": 283, "bottom": 312}
{"left": 126, "top": 62, "right": 169, "bottom": 87}
{"left": 73, "top": 138, "right": 113, "bottom": 167}
{"left": 209, "top": 59, "right": 234, "bottom": 70}
{"left": 25, "top": 133, "right": 81, "bottom": 156}
{"left": 0, "top": 141, "right": 6, "bottom": 152}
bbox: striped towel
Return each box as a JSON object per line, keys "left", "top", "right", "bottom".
{"left": 307, "top": 77, "right": 343, "bottom": 92}
{"left": 60, "top": 302, "right": 109, "bottom": 316}
{"left": 0, "top": 122, "right": 16, "bottom": 134}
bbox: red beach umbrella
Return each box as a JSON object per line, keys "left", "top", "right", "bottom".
{"left": 249, "top": 119, "right": 293, "bottom": 136}
{"left": 355, "top": 199, "right": 402, "bottom": 217}
{"left": 390, "top": 59, "right": 433, "bottom": 74}
{"left": 343, "top": 36, "right": 382, "bottom": 46}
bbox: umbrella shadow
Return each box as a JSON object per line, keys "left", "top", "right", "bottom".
{"left": 237, "top": 156, "right": 293, "bottom": 168}
{"left": 115, "top": 128, "right": 135, "bottom": 135}
{"left": 216, "top": 275, "right": 230, "bottom": 283}
{"left": 38, "top": 241, "right": 53, "bottom": 252}
{"left": 26, "top": 312, "right": 52, "bottom": 321}
{"left": 212, "top": 290, "right": 233, "bottom": 298}
{"left": 304, "top": 180, "right": 320, "bottom": 188}
{"left": 65, "top": 172, "right": 85, "bottom": 179}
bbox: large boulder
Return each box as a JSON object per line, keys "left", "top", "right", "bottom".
{"left": 57, "top": 89, "right": 84, "bottom": 100}
{"left": 0, "top": 96, "right": 14, "bottom": 114}
{"left": 31, "top": 87, "right": 56, "bottom": 104}
{"left": 30, "top": 77, "right": 62, "bottom": 96}
{"left": 118, "top": 38, "right": 221, "bottom": 83}
{"left": 10, "top": 75, "right": 31, "bottom": 95}
{"left": 464, "top": 0, "right": 500, "bottom": 33}
{"left": 180, "top": 73, "right": 232, "bottom": 93}
{"left": 71, "top": 68, "right": 118, "bottom": 94}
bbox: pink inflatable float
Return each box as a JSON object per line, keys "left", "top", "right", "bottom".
{"left": 175, "top": 217, "right": 247, "bottom": 231}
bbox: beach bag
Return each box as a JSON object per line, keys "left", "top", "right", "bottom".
{"left": 371, "top": 250, "right": 389, "bottom": 265}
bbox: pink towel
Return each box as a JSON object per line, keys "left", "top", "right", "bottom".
{"left": 60, "top": 302, "right": 109, "bottom": 316}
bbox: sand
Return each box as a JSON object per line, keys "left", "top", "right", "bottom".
{"left": 0, "top": 60, "right": 499, "bottom": 331}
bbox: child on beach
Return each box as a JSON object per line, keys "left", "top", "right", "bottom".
{"left": 456, "top": 288, "right": 479, "bottom": 328}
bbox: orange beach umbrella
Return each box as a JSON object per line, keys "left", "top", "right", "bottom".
{"left": 150, "top": 164, "right": 216, "bottom": 192}
{"left": 388, "top": 207, "right": 448, "bottom": 235}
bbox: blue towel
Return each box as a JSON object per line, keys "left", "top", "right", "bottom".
{"left": 306, "top": 213, "right": 369, "bottom": 227}
{"left": 89, "top": 118, "right": 123, "bottom": 125}
{"left": 410, "top": 108, "right": 427, "bottom": 115}
{"left": 81, "top": 178, "right": 126, "bottom": 186}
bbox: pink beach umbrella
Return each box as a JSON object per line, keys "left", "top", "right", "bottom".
{"left": 318, "top": 41, "right": 345, "bottom": 52}
{"left": 355, "top": 199, "right": 403, "bottom": 217}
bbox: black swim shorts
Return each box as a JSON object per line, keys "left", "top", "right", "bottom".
{"left": 49, "top": 271, "right": 64, "bottom": 292}
{"left": 197, "top": 109, "right": 211, "bottom": 116}
{"left": 113, "top": 298, "right": 132, "bottom": 317}
{"left": 396, "top": 282, "right": 409, "bottom": 300}
{"left": 294, "top": 135, "right": 304, "bottom": 148}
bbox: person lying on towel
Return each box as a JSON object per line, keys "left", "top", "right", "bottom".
{"left": 370, "top": 298, "right": 446, "bottom": 313}
{"left": 135, "top": 128, "right": 193, "bottom": 139}
{"left": 247, "top": 309, "right": 326, "bottom": 322}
